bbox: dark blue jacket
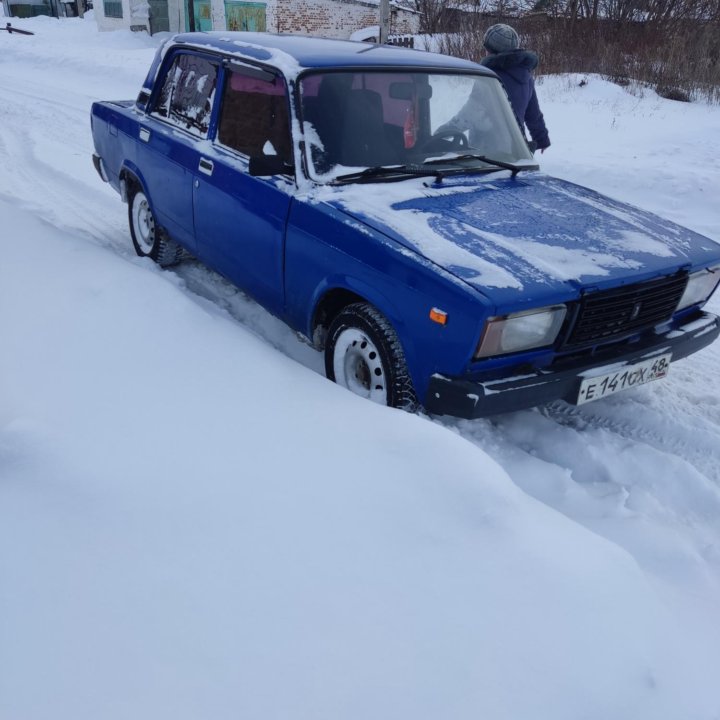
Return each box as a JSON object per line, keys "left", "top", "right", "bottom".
{"left": 481, "top": 50, "right": 550, "bottom": 151}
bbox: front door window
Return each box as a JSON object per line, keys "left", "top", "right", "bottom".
{"left": 217, "top": 68, "right": 291, "bottom": 164}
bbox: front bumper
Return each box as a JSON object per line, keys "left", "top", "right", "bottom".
{"left": 425, "top": 312, "right": 720, "bottom": 418}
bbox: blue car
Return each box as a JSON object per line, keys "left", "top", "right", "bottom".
{"left": 90, "top": 32, "right": 720, "bottom": 417}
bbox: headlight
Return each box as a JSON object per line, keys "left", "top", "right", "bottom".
{"left": 676, "top": 266, "right": 720, "bottom": 312}
{"left": 475, "top": 305, "right": 567, "bottom": 359}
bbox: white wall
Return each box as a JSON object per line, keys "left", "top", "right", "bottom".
{"left": 95, "top": 0, "right": 136, "bottom": 31}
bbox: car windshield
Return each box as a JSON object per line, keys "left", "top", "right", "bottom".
{"left": 299, "top": 70, "right": 535, "bottom": 182}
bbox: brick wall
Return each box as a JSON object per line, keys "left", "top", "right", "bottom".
{"left": 267, "top": 0, "right": 418, "bottom": 38}
{"left": 95, "top": 0, "right": 418, "bottom": 38}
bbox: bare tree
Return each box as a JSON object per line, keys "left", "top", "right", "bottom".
{"left": 438, "top": 0, "right": 720, "bottom": 101}
{"left": 415, "top": 0, "right": 452, "bottom": 33}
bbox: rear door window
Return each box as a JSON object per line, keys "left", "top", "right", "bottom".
{"left": 216, "top": 67, "right": 291, "bottom": 164}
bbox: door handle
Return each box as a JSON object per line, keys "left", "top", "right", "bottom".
{"left": 199, "top": 158, "right": 214, "bottom": 176}
{"left": 139, "top": 127, "right": 150, "bottom": 142}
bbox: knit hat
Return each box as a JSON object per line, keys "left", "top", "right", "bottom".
{"left": 483, "top": 24, "right": 520, "bottom": 53}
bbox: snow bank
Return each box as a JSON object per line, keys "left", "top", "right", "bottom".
{"left": 1, "top": 197, "right": 714, "bottom": 719}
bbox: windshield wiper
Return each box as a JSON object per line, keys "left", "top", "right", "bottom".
{"left": 334, "top": 164, "right": 444, "bottom": 184}
{"left": 422, "top": 154, "right": 537, "bottom": 177}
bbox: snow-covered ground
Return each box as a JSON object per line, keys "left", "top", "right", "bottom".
{"left": 2, "top": 17, "right": 720, "bottom": 720}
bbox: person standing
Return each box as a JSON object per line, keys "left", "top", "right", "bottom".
{"left": 481, "top": 23, "right": 550, "bottom": 153}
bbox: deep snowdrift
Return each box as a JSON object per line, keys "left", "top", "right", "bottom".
{"left": 1, "top": 17, "right": 720, "bottom": 720}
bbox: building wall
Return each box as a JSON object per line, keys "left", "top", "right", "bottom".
{"left": 268, "top": 0, "right": 418, "bottom": 38}
{"left": 95, "top": 0, "right": 185, "bottom": 31}
{"left": 95, "top": 0, "right": 131, "bottom": 30}
{"left": 94, "top": 0, "right": 150, "bottom": 30}
{"left": 96, "top": 0, "right": 418, "bottom": 38}
{"left": 166, "top": 0, "right": 185, "bottom": 32}
{"left": 210, "top": 0, "right": 226, "bottom": 29}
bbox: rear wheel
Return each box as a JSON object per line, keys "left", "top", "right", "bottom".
{"left": 128, "top": 189, "right": 183, "bottom": 267}
{"left": 325, "top": 303, "right": 418, "bottom": 411}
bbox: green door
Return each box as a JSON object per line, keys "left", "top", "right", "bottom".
{"left": 224, "top": 1, "right": 266, "bottom": 31}
{"left": 186, "top": 0, "right": 212, "bottom": 30}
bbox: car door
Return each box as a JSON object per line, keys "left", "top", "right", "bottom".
{"left": 137, "top": 50, "right": 219, "bottom": 253}
{"left": 192, "top": 62, "right": 294, "bottom": 316}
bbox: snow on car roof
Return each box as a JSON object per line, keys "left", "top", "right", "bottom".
{"left": 169, "top": 32, "right": 491, "bottom": 75}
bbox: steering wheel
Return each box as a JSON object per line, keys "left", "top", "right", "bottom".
{"left": 417, "top": 129, "right": 469, "bottom": 154}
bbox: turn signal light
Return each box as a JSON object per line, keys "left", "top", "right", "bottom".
{"left": 429, "top": 308, "right": 448, "bottom": 325}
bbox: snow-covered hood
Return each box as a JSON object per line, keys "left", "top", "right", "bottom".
{"left": 318, "top": 172, "right": 720, "bottom": 307}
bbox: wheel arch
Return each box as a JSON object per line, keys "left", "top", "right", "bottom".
{"left": 309, "top": 280, "right": 419, "bottom": 377}
{"left": 119, "top": 162, "right": 152, "bottom": 206}
{"left": 311, "top": 286, "right": 366, "bottom": 349}
{"left": 123, "top": 164, "right": 184, "bottom": 267}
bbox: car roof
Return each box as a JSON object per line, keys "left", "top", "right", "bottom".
{"left": 170, "top": 32, "right": 492, "bottom": 75}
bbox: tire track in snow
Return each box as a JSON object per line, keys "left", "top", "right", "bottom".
{"left": 540, "top": 392, "right": 720, "bottom": 485}
{"left": 172, "top": 261, "right": 325, "bottom": 372}
{"left": 0, "top": 73, "right": 127, "bottom": 249}
{"left": 0, "top": 57, "right": 320, "bottom": 368}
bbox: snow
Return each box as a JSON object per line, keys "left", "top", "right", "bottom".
{"left": 312, "top": 180, "right": 527, "bottom": 289}
{"left": 2, "top": 17, "right": 720, "bottom": 720}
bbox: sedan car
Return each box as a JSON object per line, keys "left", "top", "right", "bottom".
{"left": 90, "top": 33, "right": 720, "bottom": 417}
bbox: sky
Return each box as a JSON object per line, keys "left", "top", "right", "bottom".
{"left": 1, "top": 15, "right": 720, "bottom": 720}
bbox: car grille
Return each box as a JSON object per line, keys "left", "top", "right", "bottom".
{"left": 563, "top": 272, "right": 688, "bottom": 349}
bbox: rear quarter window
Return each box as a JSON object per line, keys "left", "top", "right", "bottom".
{"left": 152, "top": 53, "right": 218, "bottom": 137}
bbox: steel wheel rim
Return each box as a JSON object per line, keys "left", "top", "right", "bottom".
{"left": 333, "top": 328, "right": 387, "bottom": 404}
{"left": 133, "top": 194, "right": 155, "bottom": 254}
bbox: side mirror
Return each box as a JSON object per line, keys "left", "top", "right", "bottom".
{"left": 136, "top": 89, "right": 151, "bottom": 111}
{"left": 248, "top": 155, "right": 293, "bottom": 177}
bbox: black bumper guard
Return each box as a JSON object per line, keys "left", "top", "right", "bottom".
{"left": 425, "top": 312, "right": 720, "bottom": 418}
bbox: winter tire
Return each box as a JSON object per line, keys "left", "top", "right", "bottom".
{"left": 325, "top": 302, "right": 418, "bottom": 411}
{"left": 128, "top": 189, "right": 183, "bottom": 267}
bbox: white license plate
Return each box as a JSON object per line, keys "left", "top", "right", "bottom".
{"left": 577, "top": 353, "right": 672, "bottom": 405}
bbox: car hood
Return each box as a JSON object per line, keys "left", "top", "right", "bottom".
{"left": 317, "top": 172, "right": 720, "bottom": 308}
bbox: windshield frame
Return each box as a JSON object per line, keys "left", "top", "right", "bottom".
{"left": 296, "top": 67, "right": 537, "bottom": 185}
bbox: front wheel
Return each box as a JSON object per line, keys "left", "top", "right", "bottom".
{"left": 325, "top": 303, "right": 418, "bottom": 411}
{"left": 128, "top": 189, "right": 183, "bottom": 267}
